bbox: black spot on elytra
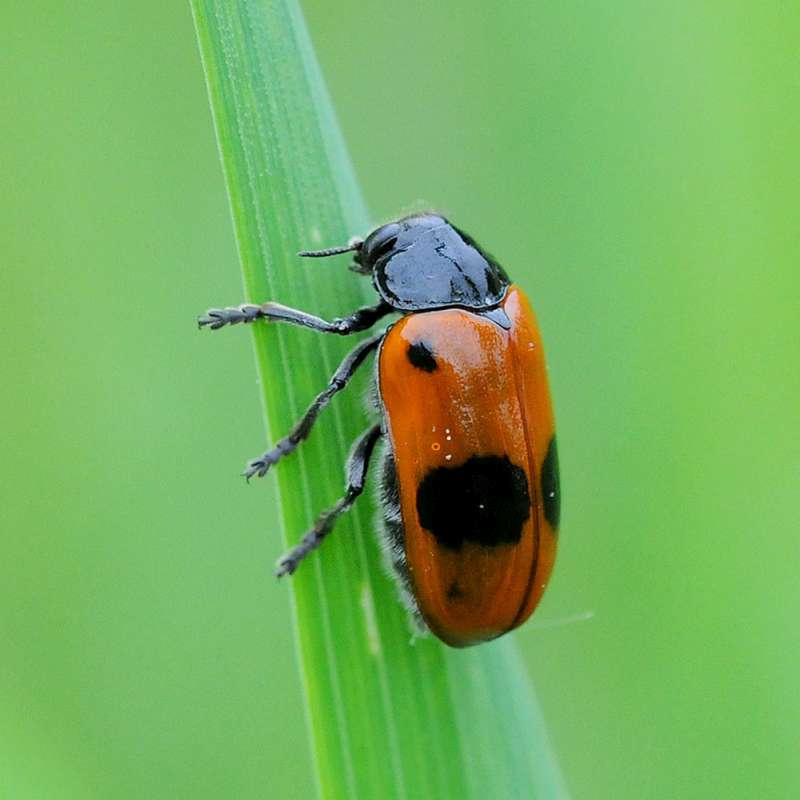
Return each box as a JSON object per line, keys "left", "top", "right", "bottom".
{"left": 446, "top": 582, "right": 464, "bottom": 600}
{"left": 541, "top": 436, "right": 560, "bottom": 530}
{"left": 416, "top": 455, "right": 530, "bottom": 550}
{"left": 406, "top": 341, "right": 437, "bottom": 372}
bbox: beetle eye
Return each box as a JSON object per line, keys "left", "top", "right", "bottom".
{"left": 371, "top": 235, "right": 397, "bottom": 260}
{"left": 362, "top": 222, "right": 402, "bottom": 266}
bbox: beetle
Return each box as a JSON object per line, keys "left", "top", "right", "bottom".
{"left": 199, "top": 213, "right": 560, "bottom": 647}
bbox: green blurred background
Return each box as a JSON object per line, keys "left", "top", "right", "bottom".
{"left": 2, "top": 2, "right": 798, "bottom": 798}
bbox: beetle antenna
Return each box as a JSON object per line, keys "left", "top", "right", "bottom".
{"left": 298, "top": 238, "right": 363, "bottom": 259}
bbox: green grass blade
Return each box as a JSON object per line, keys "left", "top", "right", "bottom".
{"left": 191, "top": 1, "right": 568, "bottom": 797}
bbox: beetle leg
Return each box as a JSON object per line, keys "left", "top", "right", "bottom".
{"left": 243, "top": 332, "right": 384, "bottom": 480}
{"left": 198, "top": 300, "right": 392, "bottom": 334}
{"left": 275, "top": 424, "right": 382, "bottom": 577}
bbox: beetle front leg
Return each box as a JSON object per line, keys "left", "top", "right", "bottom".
{"left": 198, "top": 300, "right": 392, "bottom": 334}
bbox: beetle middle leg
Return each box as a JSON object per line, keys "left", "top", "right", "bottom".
{"left": 243, "top": 332, "right": 384, "bottom": 479}
{"left": 275, "top": 424, "right": 382, "bottom": 576}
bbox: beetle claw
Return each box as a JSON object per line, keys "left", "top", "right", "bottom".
{"left": 198, "top": 309, "right": 225, "bottom": 329}
{"left": 242, "top": 453, "right": 278, "bottom": 480}
{"left": 274, "top": 558, "right": 295, "bottom": 578}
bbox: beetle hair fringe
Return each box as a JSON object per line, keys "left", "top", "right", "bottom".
{"left": 372, "top": 438, "right": 428, "bottom": 635}
{"left": 364, "top": 357, "right": 427, "bottom": 635}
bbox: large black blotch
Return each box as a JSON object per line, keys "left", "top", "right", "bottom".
{"left": 406, "top": 340, "right": 437, "bottom": 372}
{"left": 541, "top": 436, "right": 560, "bottom": 530}
{"left": 416, "top": 455, "right": 531, "bottom": 550}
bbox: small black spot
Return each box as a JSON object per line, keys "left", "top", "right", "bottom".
{"left": 416, "top": 455, "right": 531, "bottom": 550}
{"left": 407, "top": 341, "right": 437, "bottom": 372}
{"left": 446, "top": 582, "right": 464, "bottom": 600}
{"left": 541, "top": 436, "right": 560, "bottom": 530}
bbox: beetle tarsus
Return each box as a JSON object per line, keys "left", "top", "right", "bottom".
{"left": 242, "top": 445, "right": 288, "bottom": 480}
{"left": 274, "top": 555, "right": 299, "bottom": 578}
{"left": 198, "top": 304, "right": 262, "bottom": 329}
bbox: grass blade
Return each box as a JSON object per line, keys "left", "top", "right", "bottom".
{"left": 191, "top": 1, "right": 568, "bottom": 797}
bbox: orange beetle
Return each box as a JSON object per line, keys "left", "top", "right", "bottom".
{"left": 200, "top": 214, "right": 559, "bottom": 647}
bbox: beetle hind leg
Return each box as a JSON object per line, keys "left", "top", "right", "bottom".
{"left": 275, "top": 424, "right": 382, "bottom": 577}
